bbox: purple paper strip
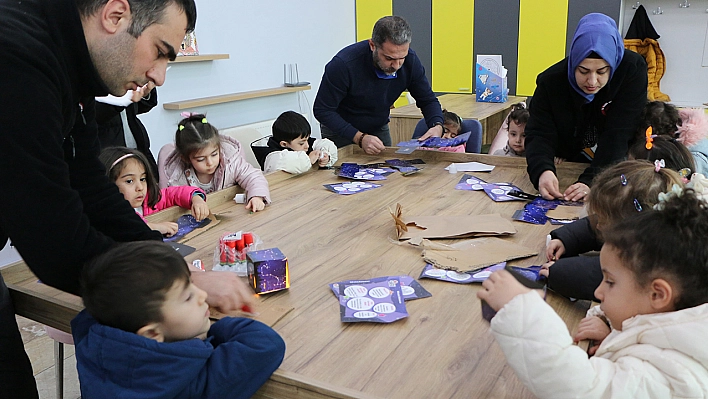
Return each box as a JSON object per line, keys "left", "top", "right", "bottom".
{"left": 455, "top": 174, "right": 488, "bottom": 191}
{"left": 324, "top": 181, "right": 382, "bottom": 195}
{"left": 329, "top": 275, "right": 431, "bottom": 301}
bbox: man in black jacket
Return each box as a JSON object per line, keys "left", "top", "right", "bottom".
{"left": 0, "top": 1, "right": 252, "bottom": 397}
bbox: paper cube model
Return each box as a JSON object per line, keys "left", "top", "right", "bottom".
{"left": 247, "top": 248, "right": 289, "bottom": 294}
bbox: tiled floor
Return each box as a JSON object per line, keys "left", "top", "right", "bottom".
{"left": 18, "top": 315, "right": 81, "bottom": 399}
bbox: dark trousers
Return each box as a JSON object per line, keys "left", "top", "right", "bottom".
{"left": 320, "top": 124, "right": 392, "bottom": 148}
{"left": 546, "top": 255, "right": 603, "bottom": 302}
{"left": 0, "top": 275, "right": 39, "bottom": 399}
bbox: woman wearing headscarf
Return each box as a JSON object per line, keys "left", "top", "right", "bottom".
{"left": 525, "top": 13, "right": 648, "bottom": 201}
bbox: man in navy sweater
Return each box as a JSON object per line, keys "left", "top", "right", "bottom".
{"left": 314, "top": 16, "right": 444, "bottom": 155}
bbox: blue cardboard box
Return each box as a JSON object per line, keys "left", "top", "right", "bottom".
{"left": 247, "top": 248, "right": 289, "bottom": 294}
{"left": 475, "top": 63, "right": 508, "bottom": 103}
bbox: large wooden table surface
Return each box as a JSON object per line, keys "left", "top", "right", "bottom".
{"left": 389, "top": 94, "right": 527, "bottom": 146}
{"left": 2, "top": 147, "right": 590, "bottom": 399}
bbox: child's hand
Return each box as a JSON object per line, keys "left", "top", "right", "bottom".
{"left": 539, "top": 260, "right": 555, "bottom": 278}
{"left": 546, "top": 239, "right": 565, "bottom": 261}
{"left": 573, "top": 316, "right": 611, "bottom": 355}
{"left": 308, "top": 150, "right": 321, "bottom": 165}
{"left": 246, "top": 196, "right": 266, "bottom": 212}
{"left": 318, "top": 153, "right": 330, "bottom": 167}
{"left": 191, "top": 195, "right": 210, "bottom": 221}
{"left": 477, "top": 269, "right": 534, "bottom": 312}
{"left": 149, "top": 221, "right": 178, "bottom": 237}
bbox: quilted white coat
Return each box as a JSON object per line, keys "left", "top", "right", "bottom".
{"left": 263, "top": 138, "right": 338, "bottom": 174}
{"left": 490, "top": 291, "right": 708, "bottom": 398}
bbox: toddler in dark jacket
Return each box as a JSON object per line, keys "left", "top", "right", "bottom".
{"left": 72, "top": 241, "right": 285, "bottom": 399}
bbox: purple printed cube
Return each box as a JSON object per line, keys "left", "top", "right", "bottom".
{"left": 246, "top": 248, "right": 289, "bottom": 294}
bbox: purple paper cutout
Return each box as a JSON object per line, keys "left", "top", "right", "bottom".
{"left": 397, "top": 131, "right": 471, "bottom": 148}
{"left": 481, "top": 182, "right": 524, "bottom": 202}
{"left": 324, "top": 181, "right": 382, "bottom": 195}
{"left": 455, "top": 174, "right": 488, "bottom": 191}
{"left": 163, "top": 215, "right": 211, "bottom": 242}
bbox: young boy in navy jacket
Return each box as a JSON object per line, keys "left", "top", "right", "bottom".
{"left": 72, "top": 241, "right": 285, "bottom": 399}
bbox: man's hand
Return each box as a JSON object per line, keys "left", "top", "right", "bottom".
{"left": 361, "top": 134, "right": 385, "bottom": 155}
{"left": 191, "top": 271, "right": 256, "bottom": 313}
{"left": 538, "top": 170, "right": 563, "bottom": 200}
{"left": 417, "top": 124, "right": 444, "bottom": 141}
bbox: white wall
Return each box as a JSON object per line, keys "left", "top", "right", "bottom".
{"left": 620, "top": 1, "right": 708, "bottom": 107}
{"left": 139, "top": 0, "right": 356, "bottom": 155}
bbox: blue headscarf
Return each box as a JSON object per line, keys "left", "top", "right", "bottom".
{"left": 568, "top": 13, "right": 624, "bottom": 103}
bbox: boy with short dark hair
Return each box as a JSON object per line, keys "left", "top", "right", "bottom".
{"left": 72, "top": 241, "right": 285, "bottom": 399}
{"left": 253, "top": 111, "right": 338, "bottom": 174}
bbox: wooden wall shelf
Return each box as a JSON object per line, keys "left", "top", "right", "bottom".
{"left": 169, "top": 54, "right": 230, "bottom": 63}
{"left": 162, "top": 85, "right": 311, "bottom": 110}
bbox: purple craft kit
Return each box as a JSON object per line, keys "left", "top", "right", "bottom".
{"left": 163, "top": 214, "right": 210, "bottom": 242}
{"left": 420, "top": 263, "right": 544, "bottom": 284}
{"left": 397, "top": 131, "right": 471, "bottom": 148}
{"left": 246, "top": 248, "right": 289, "bottom": 294}
{"left": 324, "top": 181, "right": 382, "bottom": 195}
{"left": 336, "top": 163, "right": 395, "bottom": 180}
{"left": 481, "top": 182, "right": 524, "bottom": 202}
{"left": 385, "top": 159, "right": 423, "bottom": 175}
{"left": 330, "top": 275, "right": 431, "bottom": 301}
{"left": 338, "top": 278, "right": 408, "bottom": 323}
{"left": 454, "top": 174, "right": 487, "bottom": 191}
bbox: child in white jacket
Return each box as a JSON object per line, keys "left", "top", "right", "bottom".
{"left": 254, "top": 111, "right": 337, "bottom": 174}
{"left": 478, "top": 188, "right": 708, "bottom": 398}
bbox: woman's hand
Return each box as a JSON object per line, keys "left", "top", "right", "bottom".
{"left": 191, "top": 195, "right": 210, "bottom": 221}
{"left": 546, "top": 239, "right": 566, "bottom": 261}
{"left": 538, "top": 170, "right": 564, "bottom": 199}
{"left": 246, "top": 196, "right": 266, "bottom": 212}
{"left": 564, "top": 182, "right": 590, "bottom": 202}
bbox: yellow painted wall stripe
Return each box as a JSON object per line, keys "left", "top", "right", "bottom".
{"left": 516, "top": 0, "right": 568, "bottom": 96}
{"left": 356, "top": 0, "right": 392, "bottom": 42}
{"left": 432, "top": 0, "right": 474, "bottom": 93}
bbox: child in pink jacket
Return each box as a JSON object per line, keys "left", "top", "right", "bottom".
{"left": 158, "top": 113, "right": 271, "bottom": 212}
{"left": 100, "top": 147, "right": 209, "bottom": 237}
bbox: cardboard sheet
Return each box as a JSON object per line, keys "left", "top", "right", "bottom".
{"left": 390, "top": 203, "right": 516, "bottom": 240}
{"left": 422, "top": 237, "right": 537, "bottom": 271}
{"left": 180, "top": 213, "right": 222, "bottom": 243}
{"left": 546, "top": 205, "right": 582, "bottom": 221}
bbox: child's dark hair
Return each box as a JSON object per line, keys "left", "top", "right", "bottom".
{"left": 81, "top": 241, "right": 191, "bottom": 333}
{"left": 638, "top": 101, "right": 681, "bottom": 137}
{"left": 175, "top": 113, "right": 220, "bottom": 164}
{"left": 587, "top": 160, "right": 683, "bottom": 228}
{"left": 506, "top": 102, "right": 529, "bottom": 129}
{"left": 603, "top": 189, "right": 708, "bottom": 310}
{"left": 442, "top": 109, "right": 462, "bottom": 126}
{"left": 100, "top": 147, "right": 161, "bottom": 209}
{"left": 628, "top": 135, "right": 695, "bottom": 175}
{"left": 272, "top": 111, "right": 311, "bottom": 143}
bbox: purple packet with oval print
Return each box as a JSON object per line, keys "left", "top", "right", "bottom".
{"left": 338, "top": 278, "right": 408, "bottom": 323}
{"left": 330, "top": 275, "right": 431, "bottom": 301}
{"left": 481, "top": 182, "right": 524, "bottom": 202}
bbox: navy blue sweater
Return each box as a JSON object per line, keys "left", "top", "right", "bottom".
{"left": 72, "top": 311, "right": 286, "bottom": 399}
{"left": 314, "top": 40, "right": 443, "bottom": 143}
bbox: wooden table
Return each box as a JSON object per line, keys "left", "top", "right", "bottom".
{"left": 2, "top": 148, "right": 590, "bottom": 399}
{"left": 389, "top": 94, "right": 526, "bottom": 147}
